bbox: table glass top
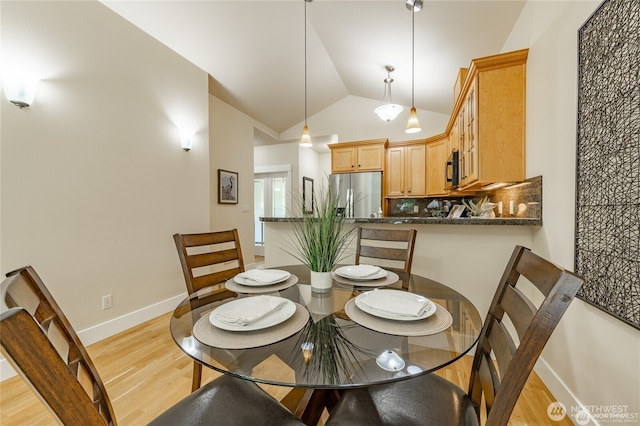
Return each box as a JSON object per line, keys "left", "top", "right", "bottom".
{"left": 170, "top": 264, "right": 482, "bottom": 389}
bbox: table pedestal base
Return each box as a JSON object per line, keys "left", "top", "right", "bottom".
{"left": 281, "top": 387, "right": 341, "bottom": 425}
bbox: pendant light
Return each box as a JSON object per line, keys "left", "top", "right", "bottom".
{"left": 300, "top": 0, "right": 313, "bottom": 147}
{"left": 375, "top": 66, "right": 403, "bottom": 121}
{"left": 405, "top": 0, "right": 422, "bottom": 134}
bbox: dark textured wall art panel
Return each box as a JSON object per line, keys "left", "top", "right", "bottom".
{"left": 575, "top": 0, "right": 640, "bottom": 329}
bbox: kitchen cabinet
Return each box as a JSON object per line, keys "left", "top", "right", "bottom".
{"left": 329, "top": 139, "right": 388, "bottom": 173}
{"left": 446, "top": 49, "right": 528, "bottom": 190}
{"left": 425, "top": 134, "right": 449, "bottom": 196}
{"left": 386, "top": 140, "right": 426, "bottom": 198}
{"left": 459, "top": 80, "right": 478, "bottom": 187}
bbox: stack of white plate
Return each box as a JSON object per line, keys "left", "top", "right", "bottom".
{"left": 233, "top": 269, "right": 291, "bottom": 286}
{"left": 334, "top": 265, "right": 387, "bottom": 281}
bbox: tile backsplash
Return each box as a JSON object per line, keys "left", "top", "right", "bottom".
{"left": 386, "top": 175, "right": 542, "bottom": 219}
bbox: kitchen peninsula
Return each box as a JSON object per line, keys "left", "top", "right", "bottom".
{"left": 260, "top": 216, "right": 539, "bottom": 320}
{"left": 260, "top": 175, "right": 542, "bottom": 320}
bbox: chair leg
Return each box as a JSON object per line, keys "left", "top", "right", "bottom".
{"left": 191, "top": 361, "right": 202, "bottom": 392}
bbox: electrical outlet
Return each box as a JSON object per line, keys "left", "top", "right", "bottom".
{"left": 413, "top": 205, "right": 419, "bottom": 213}
{"left": 102, "top": 294, "right": 113, "bottom": 310}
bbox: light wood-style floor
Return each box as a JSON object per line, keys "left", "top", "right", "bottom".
{"left": 0, "top": 310, "right": 571, "bottom": 425}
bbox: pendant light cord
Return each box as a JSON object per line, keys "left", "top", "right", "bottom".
{"left": 304, "top": 0, "right": 308, "bottom": 127}
{"left": 411, "top": 7, "right": 415, "bottom": 108}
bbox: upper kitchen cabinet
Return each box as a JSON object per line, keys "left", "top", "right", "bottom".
{"left": 425, "top": 134, "right": 449, "bottom": 196}
{"left": 328, "top": 139, "right": 388, "bottom": 173}
{"left": 448, "top": 49, "right": 528, "bottom": 190}
{"left": 386, "top": 140, "right": 426, "bottom": 198}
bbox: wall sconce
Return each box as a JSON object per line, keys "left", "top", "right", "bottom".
{"left": 180, "top": 130, "right": 193, "bottom": 151}
{"left": 3, "top": 72, "right": 39, "bottom": 108}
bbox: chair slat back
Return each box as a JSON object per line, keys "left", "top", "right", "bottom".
{"left": 467, "top": 246, "right": 583, "bottom": 426}
{"left": 0, "top": 266, "right": 116, "bottom": 426}
{"left": 355, "top": 228, "right": 417, "bottom": 276}
{"left": 173, "top": 229, "right": 245, "bottom": 295}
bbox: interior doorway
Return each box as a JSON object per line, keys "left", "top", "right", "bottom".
{"left": 254, "top": 171, "right": 289, "bottom": 255}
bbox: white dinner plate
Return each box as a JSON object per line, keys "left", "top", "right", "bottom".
{"left": 334, "top": 265, "right": 388, "bottom": 281}
{"left": 233, "top": 269, "right": 291, "bottom": 286}
{"left": 355, "top": 290, "right": 436, "bottom": 321}
{"left": 209, "top": 298, "right": 296, "bottom": 331}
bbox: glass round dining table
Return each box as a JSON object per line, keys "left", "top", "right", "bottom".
{"left": 170, "top": 265, "right": 482, "bottom": 423}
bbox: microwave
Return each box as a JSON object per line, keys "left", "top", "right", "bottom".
{"left": 445, "top": 150, "right": 459, "bottom": 190}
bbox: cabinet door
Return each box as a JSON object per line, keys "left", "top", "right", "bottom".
{"left": 405, "top": 144, "right": 426, "bottom": 196}
{"left": 449, "top": 117, "right": 459, "bottom": 154}
{"left": 457, "top": 107, "right": 468, "bottom": 186}
{"left": 464, "top": 81, "right": 478, "bottom": 184}
{"left": 357, "top": 144, "right": 384, "bottom": 171}
{"left": 426, "top": 138, "right": 449, "bottom": 196}
{"left": 331, "top": 147, "right": 357, "bottom": 173}
{"left": 386, "top": 147, "right": 405, "bottom": 197}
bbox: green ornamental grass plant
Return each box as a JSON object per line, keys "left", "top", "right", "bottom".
{"left": 286, "top": 177, "right": 358, "bottom": 272}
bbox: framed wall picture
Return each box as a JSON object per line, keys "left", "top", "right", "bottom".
{"left": 303, "top": 176, "right": 314, "bottom": 214}
{"left": 218, "top": 169, "right": 238, "bottom": 204}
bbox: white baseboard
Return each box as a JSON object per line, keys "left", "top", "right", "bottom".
{"left": 536, "top": 357, "right": 598, "bottom": 425}
{"left": 1, "top": 292, "right": 187, "bottom": 382}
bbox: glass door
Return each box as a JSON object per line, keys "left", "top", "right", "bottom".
{"left": 254, "top": 172, "right": 289, "bottom": 255}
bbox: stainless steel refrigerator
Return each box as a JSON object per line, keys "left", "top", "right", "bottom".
{"left": 329, "top": 172, "right": 382, "bottom": 218}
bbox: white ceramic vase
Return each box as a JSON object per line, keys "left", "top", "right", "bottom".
{"left": 310, "top": 271, "right": 333, "bottom": 292}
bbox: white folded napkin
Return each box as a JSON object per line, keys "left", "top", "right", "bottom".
{"left": 359, "top": 289, "right": 432, "bottom": 318}
{"left": 342, "top": 265, "right": 381, "bottom": 278}
{"left": 241, "top": 269, "right": 290, "bottom": 284}
{"left": 212, "top": 295, "right": 287, "bottom": 326}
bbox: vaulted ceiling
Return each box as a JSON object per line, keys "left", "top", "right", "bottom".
{"left": 102, "top": 1, "right": 526, "bottom": 135}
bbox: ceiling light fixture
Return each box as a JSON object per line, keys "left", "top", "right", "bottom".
{"left": 405, "top": 0, "right": 423, "bottom": 12}
{"left": 405, "top": 0, "right": 422, "bottom": 134}
{"left": 300, "top": 0, "right": 313, "bottom": 148}
{"left": 374, "top": 65, "right": 403, "bottom": 122}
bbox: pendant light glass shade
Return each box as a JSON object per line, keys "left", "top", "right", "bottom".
{"left": 300, "top": 125, "right": 312, "bottom": 147}
{"left": 405, "top": 107, "right": 421, "bottom": 133}
{"left": 405, "top": 0, "right": 422, "bottom": 134}
{"left": 300, "top": 0, "right": 312, "bottom": 147}
{"left": 375, "top": 103, "right": 403, "bottom": 121}
{"left": 375, "top": 66, "right": 403, "bottom": 121}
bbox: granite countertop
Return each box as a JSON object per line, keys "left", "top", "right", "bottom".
{"left": 260, "top": 216, "right": 542, "bottom": 226}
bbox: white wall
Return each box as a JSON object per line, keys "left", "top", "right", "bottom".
{"left": 503, "top": 0, "right": 640, "bottom": 418}
{"left": 298, "top": 145, "right": 323, "bottom": 195}
{"left": 209, "top": 96, "right": 256, "bottom": 266}
{"left": 1, "top": 1, "right": 209, "bottom": 376}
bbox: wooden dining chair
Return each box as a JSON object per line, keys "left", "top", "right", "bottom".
{"left": 326, "top": 245, "right": 584, "bottom": 426}
{"left": 355, "top": 227, "right": 417, "bottom": 278}
{"left": 173, "top": 229, "right": 245, "bottom": 295}
{"left": 0, "top": 266, "right": 305, "bottom": 426}
{"left": 173, "top": 229, "right": 244, "bottom": 390}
